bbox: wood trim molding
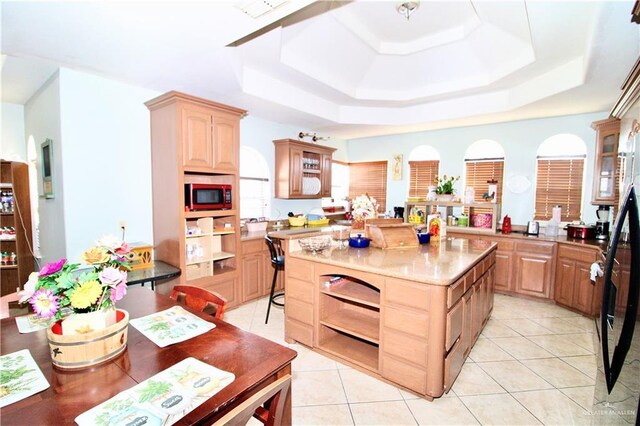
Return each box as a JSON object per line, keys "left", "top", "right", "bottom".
{"left": 611, "top": 56, "right": 640, "bottom": 118}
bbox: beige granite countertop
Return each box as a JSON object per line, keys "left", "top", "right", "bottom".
{"left": 289, "top": 237, "right": 496, "bottom": 286}
{"left": 448, "top": 229, "right": 608, "bottom": 251}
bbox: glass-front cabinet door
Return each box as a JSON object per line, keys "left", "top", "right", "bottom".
{"left": 591, "top": 118, "right": 621, "bottom": 205}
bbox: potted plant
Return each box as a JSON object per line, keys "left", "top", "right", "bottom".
{"left": 434, "top": 175, "right": 460, "bottom": 201}
{"left": 19, "top": 235, "right": 132, "bottom": 369}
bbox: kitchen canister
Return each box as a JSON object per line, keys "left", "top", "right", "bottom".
{"left": 457, "top": 215, "right": 469, "bottom": 227}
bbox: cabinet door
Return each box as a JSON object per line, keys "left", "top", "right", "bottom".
{"left": 289, "top": 147, "right": 304, "bottom": 196}
{"left": 494, "top": 250, "right": 513, "bottom": 293}
{"left": 591, "top": 119, "right": 620, "bottom": 204}
{"left": 514, "top": 254, "right": 553, "bottom": 299}
{"left": 212, "top": 113, "right": 239, "bottom": 172}
{"left": 320, "top": 153, "right": 332, "bottom": 197}
{"left": 554, "top": 259, "right": 576, "bottom": 307}
{"left": 182, "top": 107, "right": 214, "bottom": 170}
{"left": 242, "top": 253, "right": 263, "bottom": 302}
{"left": 574, "top": 261, "right": 597, "bottom": 315}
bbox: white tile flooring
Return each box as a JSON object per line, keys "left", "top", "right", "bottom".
{"left": 224, "top": 293, "right": 598, "bottom": 425}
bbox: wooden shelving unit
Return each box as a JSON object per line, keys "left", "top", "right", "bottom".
{"left": 146, "top": 91, "right": 246, "bottom": 304}
{"left": 404, "top": 201, "right": 501, "bottom": 234}
{"left": 0, "top": 161, "right": 34, "bottom": 296}
{"left": 318, "top": 275, "right": 381, "bottom": 372}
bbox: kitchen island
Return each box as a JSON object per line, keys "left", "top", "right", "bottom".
{"left": 283, "top": 236, "right": 497, "bottom": 399}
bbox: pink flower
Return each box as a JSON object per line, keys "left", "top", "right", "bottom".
{"left": 115, "top": 242, "right": 130, "bottom": 255}
{"left": 19, "top": 272, "right": 38, "bottom": 303}
{"left": 30, "top": 289, "right": 59, "bottom": 318}
{"left": 110, "top": 283, "right": 127, "bottom": 303}
{"left": 38, "top": 258, "right": 66, "bottom": 277}
{"left": 99, "top": 267, "right": 127, "bottom": 286}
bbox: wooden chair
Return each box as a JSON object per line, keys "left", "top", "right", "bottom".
{"left": 170, "top": 285, "right": 227, "bottom": 320}
{"left": 213, "top": 374, "right": 291, "bottom": 426}
{"left": 264, "top": 236, "right": 285, "bottom": 324}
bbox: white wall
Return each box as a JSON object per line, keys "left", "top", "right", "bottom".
{"left": 1, "top": 102, "right": 26, "bottom": 161}
{"left": 240, "top": 115, "right": 348, "bottom": 220}
{"left": 24, "top": 72, "right": 65, "bottom": 264}
{"left": 58, "top": 68, "right": 159, "bottom": 263}
{"left": 348, "top": 112, "right": 604, "bottom": 226}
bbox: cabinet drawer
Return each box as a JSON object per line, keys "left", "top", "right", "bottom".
{"left": 241, "top": 239, "right": 265, "bottom": 255}
{"left": 447, "top": 278, "right": 464, "bottom": 308}
{"left": 516, "top": 240, "right": 555, "bottom": 255}
{"left": 495, "top": 239, "right": 515, "bottom": 251}
{"left": 444, "top": 337, "right": 466, "bottom": 391}
{"left": 446, "top": 299, "right": 463, "bottom": 352}
{"left": 381, "top": 355, "right": 426, "bottom": 395}
{"left": 557, "top": 244, "right": 599, "bottom": 263}
{"left": 384, "top": 278, "right": 430, "bottom": 310}
{"left": 382, "top": 306, "right": 429, "bottom": 339}
{"left": 381, "top": 331, "right": 428, "bottom": 366}
{"left": 285, "top": 319, "right": 313, "bottom": 346}
{"left": 287, "top": 258, "right": 313, "bottom": 281}
{"left": 286, "top": 298, "right": 313, "bottom": 325}
{"left": 287, "top": 277, "right": 314, "bottom": 303}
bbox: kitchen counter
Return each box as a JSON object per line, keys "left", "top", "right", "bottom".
{"left": 448, "top": 229, "right": 608, "bottom": 250}
{"left": 289, "top": 237, "right": 496, "bottom": 286}
{"left": 241, "top": 226, "right": 330, "bottom": 241}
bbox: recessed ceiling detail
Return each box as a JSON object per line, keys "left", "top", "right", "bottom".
{"left": 1, "top": 0, "right": 638, "bottom": 139}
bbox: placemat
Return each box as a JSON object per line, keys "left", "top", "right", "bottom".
{"left": 129, "top": 305, "right": 216, "bottom": 347}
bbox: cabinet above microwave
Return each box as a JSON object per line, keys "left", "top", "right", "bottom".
{"left": 273, "top": 139, "right": 336, "bottom": 199}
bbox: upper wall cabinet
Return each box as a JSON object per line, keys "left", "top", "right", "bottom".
{"left": 152, "top": 92, "right": 245, "bottom": 174}
{"left": 273, "top": 139, "right": 336, "bottom": 199}
{"left": 591, "top": 118, "right": 621, "bottom": 205}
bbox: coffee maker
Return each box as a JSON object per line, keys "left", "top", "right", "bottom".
{"left": 595, "top": 205, "right": 611, "bottom": 240}
{"left": 393, "top": 206, "right": 405, "bottom": 219}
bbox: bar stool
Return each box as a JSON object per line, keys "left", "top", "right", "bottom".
{"left": 265, "top": 236, "right": 285, "bottom": 324}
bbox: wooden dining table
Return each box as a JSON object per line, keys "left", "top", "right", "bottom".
{"left": 0, "top": 287, "right": 297, "bottom": 425}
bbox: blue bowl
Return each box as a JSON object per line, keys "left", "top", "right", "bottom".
{"left": 349, "top": 234, "right": 370, "bottom": 248}
{"left": 417, "top": 232, "right": 431, "bottom": 244}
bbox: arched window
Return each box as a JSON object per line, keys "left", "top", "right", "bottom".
{"left": 239, "top": 147, "right": 270, "bottom": 219}
{"left": 407, "top": 146, "right": 440, "bottom": 198}
{"left": 464, "top": 140, "right": 505, "bottom": 207}
{"left": 534, "top": 134, "right": 587, "bottom": 221}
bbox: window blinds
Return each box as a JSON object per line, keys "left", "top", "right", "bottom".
{"left": 408, "top": 160, "right": 439, "bottom": 198}
{"left": 534, "top": 158, "right": 585, "bottom": 221}
{"left": 349, "top": 161, "right": 388, "bottom": 212}
{"left": 464, "top": 160, "right": 504, "bottom": 214}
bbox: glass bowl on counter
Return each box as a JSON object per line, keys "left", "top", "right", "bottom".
{"left": 331, "top": 225, "right": 351, "bottom": 249}
{"left": 298, "top": 236, "right": 332, "bottom": 253}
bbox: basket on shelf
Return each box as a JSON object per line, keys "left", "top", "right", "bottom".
{"left": 471, "top": 213, "right": 493, "bottom": 228}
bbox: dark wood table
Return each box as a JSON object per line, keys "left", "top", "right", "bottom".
{"left": 0, "top": 287, "right": 297, "bottom": 425}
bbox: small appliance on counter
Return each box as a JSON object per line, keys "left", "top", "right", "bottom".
{"left": 595, "top": 205, "right": 611, "bottom": 240}
{"left": 526, "top": 220, "right": 539, "bottom": 235}
{"left": 393, "top": 206, "right": 405, "bottom": 219}
{"left": 565, "top": 222, "right": 596, "bottom": 239}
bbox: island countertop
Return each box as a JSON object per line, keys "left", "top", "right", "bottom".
{"left": 289, "top": 237, "right": 496, "bottom": 286}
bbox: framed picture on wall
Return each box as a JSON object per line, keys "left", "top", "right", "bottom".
{"left": 41, "top": 138, "right": 54, "bottom": 199}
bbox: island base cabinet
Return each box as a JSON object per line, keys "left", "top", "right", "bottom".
{"left": 284, "top": 247, "right": 496, "bottom": 399}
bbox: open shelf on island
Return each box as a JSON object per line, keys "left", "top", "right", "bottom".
{"left": 320, "top": 308, "right": 379, "bottom": 343}
{"left": 318, "top": 327, "right": 379, "bottom": 372}
{"left": 320, "top": 277, "right": 380, "bottom": 308}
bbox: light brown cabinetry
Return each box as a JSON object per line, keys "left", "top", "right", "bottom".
{"left": 240, "top": 238, "right": 283, "bottom": 303}
{"left": 513, "top": 240, "right": 556, "bottom": 299}
{"left": 591, "top": 118, "right": 621, "bottom": 205}
{"left": 273, "top": 139, "right": 336, "bottom": 199}
{"left": 285, "top": 248, "right": 496, "bottom": 398}
{"left": 554, "top": 244, "right": 602, "bottom": 316}
{"left": 146, "top": 91, "right": 246, "bottom": 305}
{"left": 0, "top": 161, "right": 33, "bottom": 296}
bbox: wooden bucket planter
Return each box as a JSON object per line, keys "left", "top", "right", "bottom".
{"left": 46, "top": 309, "right": 129, "bottom": 370}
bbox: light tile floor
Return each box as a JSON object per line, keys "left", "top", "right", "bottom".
{"left": 224, "top": 293, "right": 597, "bottom": 425}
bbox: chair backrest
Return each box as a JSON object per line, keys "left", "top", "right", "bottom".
{"left": 213, "top": 374, "right": 291, "bottom": 426}
{"left": 265, "top": 236, "right": 284, "bottom": 266}
{"left": 170, "top": 285, "right": 227, "bottom": 319}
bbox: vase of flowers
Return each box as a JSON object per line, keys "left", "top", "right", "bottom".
{"left": 434, "top": 175, "right": 460, "bottom": 201}
{"left": 350, "top": 194, "right": 377, "bottom": 230}
{"left": 20, "top": 235, "right": 132, "bottom": 369}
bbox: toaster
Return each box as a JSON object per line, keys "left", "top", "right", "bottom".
{"left": 526, "top": 221, "right": 540, "bottom": 235}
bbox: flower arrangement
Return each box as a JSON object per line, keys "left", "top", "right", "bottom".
{"left": 434, "top": 175, "right": 460, "bottom": 195}
{"left": 20, "top": 235, "right": 131, "bottom": 320}
{"left": 349, "top": 194, "right": 377, "bottom": 221}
